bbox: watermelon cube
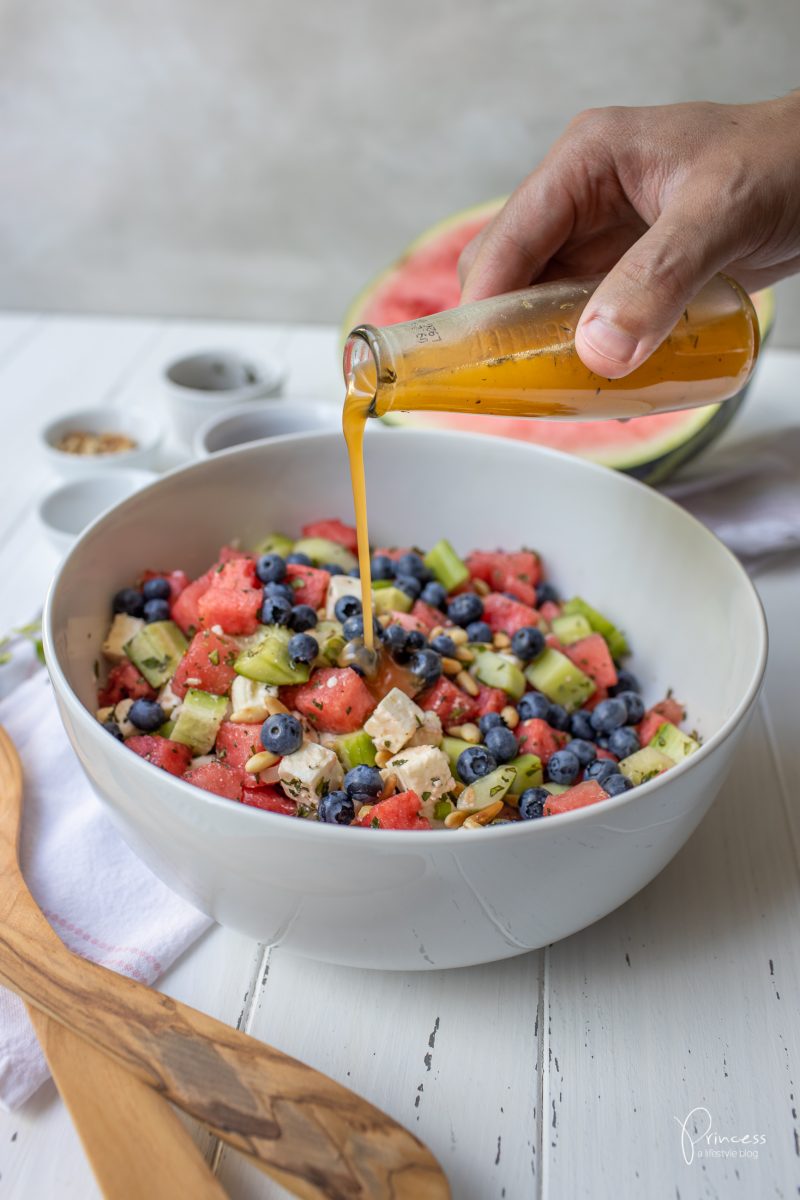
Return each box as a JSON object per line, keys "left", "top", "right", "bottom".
{"left": 544, "top": 779, "right": 608, "bottom": 816}
{"left": 98, "top": 660, "right": 156, "bottom": 707}
{"left": 171, "top": 629, "right": 239, "bottom": 699}
{"left": 466, "top": 550, "right": 541, "bottom": 605}
{"left": 636, "top": 698, "right": 686, "bottom": 745}
{"left": 516, "top": 718, "right": 569, "bottom": 765}
{"left": 539, "top": 601, "right": 562, "bottom": 623}
{"left": 354, "top": 789, "right": 431, "bottom": 830}
{"left": 285, "top": 563, "right": 330, "bottom": 610}
{"left": 301, "top": 518, "right": 358, "bottom": 554}
{"left": 482, "top": 592, "right": 540, "bottom": 636}
{"left": 183, "top": 760, "right": 241, "bottom": 800}
{"left": 172, "top": 570, "right": 214, "bottom": 635}
{"left": 411, "top": 600, "right": 445, "bottom": 632}
{"left": 214, "top": 722, "right": 263, "bottom": 777}
{"left": 563, "top": 634, "right": 618, "bottom": 690}
{"left": 198, "top": 586, "right": 262, "bottom": 636}
{"left": 289, "top": 667, "right": 375, "bottom": 733}
{"left": 386, "top": 610, "right": 428, "bottom": 634}
{"left": 472, "top": 684, "right": 507, "bottom": 718}
{"left": 125, "top": 735, "right": 192, "bottom": 777}
{"left": 240, "top": 783, "right": 297, "bottom": 815}
{"left": 417, "top": 677, "right": 475, "bottom": 726}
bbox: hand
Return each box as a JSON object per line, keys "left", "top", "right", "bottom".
{"left": 459, "top": 94, "right": 800, "bottom": 377}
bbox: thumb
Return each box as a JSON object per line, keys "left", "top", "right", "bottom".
{"left": 575, "top": 205, "right": 731, "bottom": 378}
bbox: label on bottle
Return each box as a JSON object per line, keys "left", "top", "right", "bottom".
{"left": 413, "top": 322, "right": 441, "bottom": 344}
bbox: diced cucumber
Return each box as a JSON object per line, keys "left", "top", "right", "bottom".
{"left": 562, "top": 597, "right": 628, "bottom": 660}
{"left": 649, "top": 722, "right": 700, "bottom": 763}
{"left": 442, "top": 736, "right": 473, "bottom": 778}
{"left": 373, "top": 586, "right": 413, "bottom": 615}
{"left": 292, "top": 536, "right": 358, "bottom": 573}
{"left": 433, "top": 798, "right": 454, "bottom": 822}
{"left": 507, "top": 753, "right": 544, "bottom": 794}
{"left": 618, "top": 746, "right": 673, "bottom": 785}
{"left": 234, "top": 627, "right": 310, "bottom": 686}
{"left": 543, "top": 782, "right": 569, "bottom": 796}
{"left": 524, "top": 647, "right": 595, "bottom": 711}
{"left": 124, "top": 621, "right": 188, "bottom": 687}
{"left": 473, "top": 652, "right": 526, "bottom": 699}
{"left": 313, "top": 620, "right": 346, "bottom": 666}
{"left": 550, "top": 613, "right": 593, "bottom": 645}
{"left": 253, "top": 533, "right": 294, "bottom": 558}
{"left": 457, "top": 764, "right": 517, "bottom": 811}
{"left": 334, "top": 729, "right": 377, "bottom": 770}
{"left": 158, "top": 719, "right": 175, "bottom": 739}
{"left": 171, "top": 688, "right": 228, "bottom": 756}
{"left": 424, "top": 539, "right": 469, "bottom": 592}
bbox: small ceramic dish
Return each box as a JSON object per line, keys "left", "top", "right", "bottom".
{"left": 40, "top": 407, "right": 163, "bottom": 479}
{"left": 37, "top": 470, "right": 157, "bottom": 556}
{"left": 193, "top": 399, "right": 340, "bottom": 459}
{"left": 164, "top": 350, "right": 286, "bottom": 446}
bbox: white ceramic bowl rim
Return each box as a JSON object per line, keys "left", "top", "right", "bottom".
{"left": 193, "top": 398, "right": 340, "bottom": 458}
{"left": 38, "top": 469, "right": 159, "bottom": 535}
{"left": 43, "top": 428, "right": 768, "bottom": 843}
{"left": 164, "top": 349, "right": 284, "bottom": 395}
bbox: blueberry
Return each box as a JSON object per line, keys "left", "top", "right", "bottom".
{"left": 348, "top": 566, "right": 361, "bottom": 577}
{"left": 261, "top": 594, "right": 293, "bottom": 625}
{"left": 334, "top": 594, "right": 362, "bottom": 623}
{"left": 142, "top": 598, "right": 170, "bottom": 624}
{"left": 447, "top": 592, "right": 484, "bottom": 627}
{"left": 535, "top": 581, "right": 560, "bottom": 605}
{"left": 479, "top": 712, "right": 505, "bottom": 737}
{"left": 585, "top": 758, "right": 620, "bottom": 784}
{"left": 395, "top": 574, "right": 422, "bottom": 600}
{"left": 457, "top": 745, "right": 498, "bottom": 784}
{"left": 142, "top": 576, "right": 170, "bottom": 601}
{"left": 408, "top": 648, "right": 441, "bottom": 689}
{"left": 518, "top": 786, "right": 549, "bottom": 819}
{"left": 608, "top": 726, "right": 640, "bottom": 759}
{"left": 128, "top": 699, "right": 166, "bottom": 732}
{"left": 112, "top": 587, "right": 144, "bottom": 618}
{"left": 548, "top": 704, "right": 570, "bottom": 732}
{"left": 370, "top": 554, "right": 396, "bottom": 581}
{"left": 255, "top": 553, "right": 286, "bottom": 584}
{"left": 260, "top": 712, "right": 303, "bottom": 755}
{"left": 484, "top": 725, "right": 518, "bottom": 763}
{"left": 430, "top": 633, "right": 456, "bottom": 657}
{"left": 617, "top": 690, "right": 645, "bottom": 725}
{"left": 343, "top": 614, "right": 383, "bottom": 642}
{"left": 286, "top": 552, "right": 312, "bottom": 566}
{"left": 384, "top": 624, "right": 409, "bottom": 658}
{"left": 510, "top": 625, "right": 545, "bottom": 662}
{"left": 547, "top": 749, "right": 581, "bottom": 785}
{"left": 465, "top": 624, "right": 491, "bottom": 643}
{"left": 288, "top": 632, "right": 318, "bottom": 665}
{"left": 102, "top": 720, "right": 124, "bottom": 741}
{"left": 604, "top": 772, "right": 633, "bottom": 796}
{"left": 322, "top": 562, "right": 345, "bottom": 576}
{"left": 396, "top": 552, "right": 429, "bottom": 581}
{"left": 264, "top": 580, "right": 294, "bottom": 603}
{"left": 567, "top": 738, "right": 596, "bottom": 767}
{"left": 420, "top": 581, "right": 447, "bottom": 609}
{"left": 317, "top": 789, "right": 356, "bottom": 824}
{"left": 590, "top": 697, "right": 629, "bottom": 734}
{"left": 406, "top": 630, "right": 427, "bottom": 651}
{"left": 517, "top": 691, "right": 551, "bottom": 721}
{"left": 289, "top": 604, "right": 318, "bottom": 632}
{"left": 465, "top": 621, "right": 492, "bottom": 643}
{"left": 611, "top": 669, "right": 641, "bottom": 695}
{"left": 343, "top": 764, "right": 384, "bottom": 798}
{"left": 570, "top": 709, "right": 596, "bottom": 740}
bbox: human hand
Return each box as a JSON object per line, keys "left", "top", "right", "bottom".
{"left": 459, "top": 94, "right": 800, "bottom": 377}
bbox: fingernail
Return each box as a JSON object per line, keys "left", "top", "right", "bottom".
{"left": 580, "top": 316, "right": 640, "bottom": 366}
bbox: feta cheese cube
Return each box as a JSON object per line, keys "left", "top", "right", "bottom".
{"left": 364, "top": 687, "right": 426, "bottom": 754}
{"left": 157, "top": 679, "right": 183, "bottom": 717}
{"left": 102, "top": 613, "right": 145, "bottom": 662}
{"left": 406, "top": 710, "right": 443, "bottom": 748}
{"left": 113, "top": 698, "right": 137, "bottom": 739}
{"left": 278, "top": 741, "right": 344, "bottom": 808}
{"left": 229, "top": 675, "right": 278, "bottom": 723}
{"left": 325, "top": 574, "right": 368, "bottom": 619}
{"left": 383, "top": 745, "right": 455, "bottom": 810}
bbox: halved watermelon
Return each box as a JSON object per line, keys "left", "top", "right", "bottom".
{"left": 344, "top": 200, "right": 775, "bottom": 485}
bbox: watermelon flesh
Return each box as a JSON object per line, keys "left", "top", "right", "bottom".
{"left": 345, "top": 201, "right": 774, "bottom": 484}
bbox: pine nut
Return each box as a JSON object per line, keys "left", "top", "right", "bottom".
{"left": 449, "top": 627, "right": 469, "bottom": 645}
{"left": 455, "top": 645, "right": 475, "bottom": 663}
{"left": 473, "top": 578, "right": 490, "bottom": 596}
{"left": 264, "top": 696, "right": 290, "bottom": 717}
{"left": 493, "top": 632, "right": 511, "bottom": 649}
{"left": 430, "top": 625, "right": 445, "bottom": 640}
{"left": 444, "top": 809, "right": 472, "bottom": 828}
{"left": 501, "top": 705, "right": 519, "bottom": 729}
{"left": 245, "top": 750, "right": 280, "bottom": 774}
{"left": 375, "top": 749, "right": 392, "bottom": 768}
{"left": 451, "top": 781, "right": 465, "bottom": 796}
{"left": 379, "top": 772, "right": 398, "bottom": 800}
{"left": 474, "top": 799, "right": 504, "bottom": 825}
{"left": 442, "top": 656, "right": 462, "bottom": 675}
{"left": 457, "top": 670, "right": 479, "bottom": 697}
{"left": 358, "top": 804, "right": 374, "bottom": 820}
{"left": 462, "top": 815, "right": 483, "bottom": 829}
{"left": 446, "top": 722, "right": 480, "bottom": 744}
{"left": 379, "top": 614, "right": 391, "bottom": 627}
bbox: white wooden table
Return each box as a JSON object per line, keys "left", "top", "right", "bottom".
{"left": 0, "top": 311, "right": 797, "bottom": 1200}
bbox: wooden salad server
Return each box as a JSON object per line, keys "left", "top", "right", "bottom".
{"left": 0, "top": 727, "right": 450, "bottom": 1200}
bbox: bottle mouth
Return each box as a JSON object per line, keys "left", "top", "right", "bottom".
{"left": 343, "top": 326, "right": 383, "bottom": 416}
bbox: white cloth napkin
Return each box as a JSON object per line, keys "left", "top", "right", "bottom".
{"left": 0, "top": 658, "right": 212, "bottom": 1111}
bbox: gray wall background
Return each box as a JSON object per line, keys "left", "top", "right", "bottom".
{"left": 2, "top": 0, "right": 799, "bottom": 344}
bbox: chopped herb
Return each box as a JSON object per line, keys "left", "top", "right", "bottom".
{"left": 392, "top": 758, "right": 407, "bottom": 766}
{"left": 208, "top": 649, "right": 220, "bottom": 666}
{"left": 312, "top": 700, "right": 324, "bottom": 711}
{"left": 345, "top": 706, "right": 352, "bottom": 715}
{"left": 370, "top": 817, "right": 380, "bottom": 828}
{"left": 422, "top": 790, "right": 431, "bottom": 801}
{"left": 433, "top": 799, "right": 452, "bottom": 821}
{"left": 217, "top": 748, "right": 227, "bottom": 761}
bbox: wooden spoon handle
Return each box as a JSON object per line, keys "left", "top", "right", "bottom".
{"left": 27, "top": 1006, "right": 227, "bottom": 1199}
{"left": 0, "top": 915, "right": 449, "bottom": 1200}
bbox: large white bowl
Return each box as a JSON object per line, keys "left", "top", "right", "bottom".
{"left": 43, "top": 430, "right": 767, "bottom": 971}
